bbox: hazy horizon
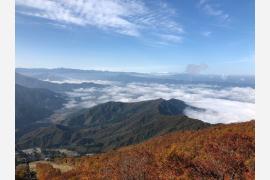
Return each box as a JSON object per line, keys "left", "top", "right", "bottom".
{"left": 15, "top": 66, "right": 255, "bottom": 76}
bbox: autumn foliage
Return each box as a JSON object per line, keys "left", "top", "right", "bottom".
{"left": 36, "top": 121, "right": 255, "bottom": 180}
{"left": 15, "top": 164, "right": 29, "bottom": 180}
{"left": 36, "top": 163, "right": 61, "bottom": 180}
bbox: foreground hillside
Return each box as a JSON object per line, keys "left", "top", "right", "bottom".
{"left": 35, "top": 121, "right": 254, "bottom": 180}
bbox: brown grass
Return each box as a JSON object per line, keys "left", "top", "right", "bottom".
{"left": 30, "top": 160, "right": 73, "bottom": 173}
{"left": 36, "top": 121, "right": 255, "bottom": 180}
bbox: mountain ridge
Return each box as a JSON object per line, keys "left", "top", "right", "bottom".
{"left": 16, "top": 98, "right": 210, "bottom": 154}
{"left": 15, "top": 72, "right": 104, "bottom": 92}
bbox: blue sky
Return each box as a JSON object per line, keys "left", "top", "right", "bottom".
{"left": 15, "top": 0, "right": 254, "bottom": 75}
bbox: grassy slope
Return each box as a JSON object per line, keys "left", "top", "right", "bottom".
{"left": 35, "top": 120, "right": 255, "bottom": 180}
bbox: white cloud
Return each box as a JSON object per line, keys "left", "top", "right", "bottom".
{"left": 16, "top": 0, "right": 183, "bottom": 39}
{"left": 202, "top": 31, "right": 212, "bottom": 37}
{"left": 63, "top": 82, "right": 255, "bottom": 124}
{"left": 158, "top": 34, "right": 183, "bottom": 43}
{"left": 198, "top": 0, "right": 230, "bottom": 22}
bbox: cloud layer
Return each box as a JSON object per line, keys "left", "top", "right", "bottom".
{"left": 63, "top": 82, "right": 255, "bottom": 124}
{"left": 16, "top": 0, "right": 183, "bottom": 42}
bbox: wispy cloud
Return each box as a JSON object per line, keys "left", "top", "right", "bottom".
{"left": 16, "top": 0, "right": 184, "bottom": 42}
{"left": 201, "top": 31, "right": 212, "bottom": 37}
{"left": 198, "top": 0, "right": 230, "bottom": 22}
{"left": 157, "top": 34, "right": 183, "bottom": 44}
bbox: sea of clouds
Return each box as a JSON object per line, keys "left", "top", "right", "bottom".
{"left": 62, "top": 80, "right": 255, "bottom": 124}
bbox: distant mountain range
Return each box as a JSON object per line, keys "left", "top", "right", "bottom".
{"left": 16, "top": 68, "right": 255, "bottom": 87}
{"left": 16, "top": 98, "right": 210, "bottom": 154}
{"left": 16, "top": 73, "right": 105, "bottom": 93}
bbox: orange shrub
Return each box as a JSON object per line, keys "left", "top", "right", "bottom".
{"left": 36, "top": 163, "right": 61, "bottom": 180}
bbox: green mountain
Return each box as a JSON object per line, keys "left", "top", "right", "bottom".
{"left": 16, "top": 99, "right": 211, "bottom": 154}
{"left": 15, "top": 84, "right": 66, "bottom": 129}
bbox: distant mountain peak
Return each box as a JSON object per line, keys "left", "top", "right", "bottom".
{"left": 158, "top": 98, "right": 187, "bottom": 116}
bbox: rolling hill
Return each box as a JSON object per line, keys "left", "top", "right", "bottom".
{"left": 16, "top": 99, "right": 210, "bottom": 154}
{"left": 33, "top": 120, "right": 255, "bottom": 180}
